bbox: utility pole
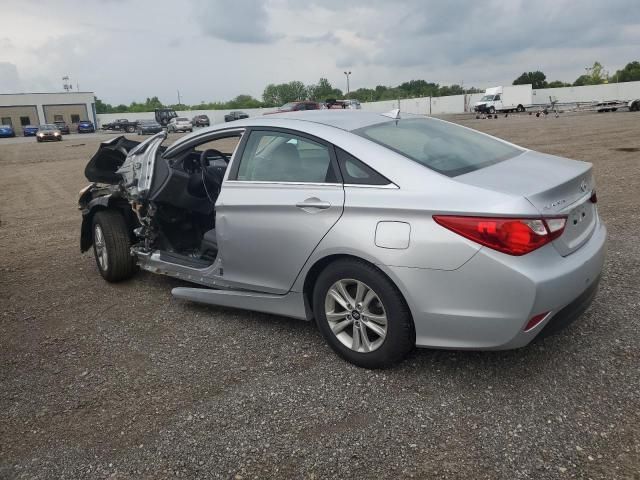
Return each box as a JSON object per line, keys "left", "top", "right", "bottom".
{"left": 177, "top": 89, "right": 182, "bottom": 105}
{"left": 344, "top": 71, "right": 352, "bottom": 95}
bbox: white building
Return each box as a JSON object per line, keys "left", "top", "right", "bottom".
{"left": 0, "top": 92, "right": 96, "bottom": 134}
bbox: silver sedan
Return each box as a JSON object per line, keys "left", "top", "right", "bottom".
{"left": 80, "top": 110, "right": 606, "bottom": 368}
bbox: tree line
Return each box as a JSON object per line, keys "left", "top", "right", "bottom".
{"left": 513, "top": 61, "right": 640, "bottom": 89}
{"left": 96, "top": 60, "right": 640, "bottom": 114}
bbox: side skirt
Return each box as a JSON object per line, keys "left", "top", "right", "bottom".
{"left": 171, "top": 287, "right": 309, "bottom": 321}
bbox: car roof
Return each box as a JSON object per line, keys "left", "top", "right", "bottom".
{"left": 236, "top": 110, "right": 393, "bottom": 132}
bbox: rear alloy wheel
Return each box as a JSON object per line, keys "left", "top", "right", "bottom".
{"left": 313, "top": 259, "right": 414, "bottom": 368}
{"left": 92, "top": 210, "right": 137, "bottom": 282}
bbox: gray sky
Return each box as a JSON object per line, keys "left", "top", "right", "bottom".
{"left": 1, "top": 0, "right": 638, "bottom": 104}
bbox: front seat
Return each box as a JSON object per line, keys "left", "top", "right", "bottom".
{"left": 252, "top": 142, "right": 301, "bottom": 181}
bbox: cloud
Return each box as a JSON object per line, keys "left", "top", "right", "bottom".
{"left": 192, "top": 0, "right": 282, "bottom": 44}
{"left": 0, "top": 62, "right": 21, "bottom": 92}
{"left": 294, "top": 32, "right": 340, "bottom": 45}
{"left": 330, "top": 0, "right": 640, "bottom": 69}
{"left": 1, "top": 0, "right": 638, "bottom": 103}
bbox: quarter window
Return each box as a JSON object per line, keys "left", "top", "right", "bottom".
{"left": 335, "top": 148, "right": 391, "bottom": 186}
{"left": 236, "top": 131, "right": 336, "bottom": 183}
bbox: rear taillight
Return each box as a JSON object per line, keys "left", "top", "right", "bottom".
{"left": 433, "top": 215, "right": 567, "bottom": 256}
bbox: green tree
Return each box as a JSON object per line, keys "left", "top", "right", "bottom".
{"left": 262, "top": 81, "right": 307, "bottom": 106}
{"left": 398, "top": 80, "right": 440, "bottom": 97}
{"left": 95, "top": 98, "right": 114, "bottom": 114}
{"left": 226, "top": 94, "right": 263, "bottom": 109}
{"left": 573, "top": 74, "right": 591, "bottom": 86}
{"left": 513, "top": 71, "right": 548, "bottom": 89}
{"left": 547, "top": 80, "right": 571, "bottom": 88}
{"left": 262, "top": 84, "right": 279, "bottom": 106}
{"left": 611, "top": 61, "right": 640, "bottom": 82}
{"left": 575, "top": 61, "right": 608, "bottom": 86}
{"left": 439, "top": 84, "right": 465, "bottom": 96}
{"left": 307, "top": 78, "right": 342, "bottom": 101}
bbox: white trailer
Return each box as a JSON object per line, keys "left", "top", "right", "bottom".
{"left": 474, "top": 85, "right": 532, "bottom": 114}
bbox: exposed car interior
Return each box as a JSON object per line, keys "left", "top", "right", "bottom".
{"left": 146, "top": 134, "right": 241, "bottom": 266}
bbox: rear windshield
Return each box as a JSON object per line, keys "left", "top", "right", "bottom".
{"left": 353, "top": 118, "right": 521, "bottom": 177}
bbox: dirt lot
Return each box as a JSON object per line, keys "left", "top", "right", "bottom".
{"left": 1, "top": 114, "right": 639, "bottom": 479}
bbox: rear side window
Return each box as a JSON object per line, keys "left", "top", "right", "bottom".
{"left": 335, "top": 148, "right": 391, "bottom": 186}
{"left": 353, "top": 118, "right": 521, "bottom": 177}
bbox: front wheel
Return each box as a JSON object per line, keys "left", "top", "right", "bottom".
{"left": 313, "top": 259, "right": 414, "bottom": 368}
{"left": 92, "top": 210, "right": 137, "bottom": 282}
{"left": 488, "top": 106, "right": 496, "bottom": 114}
{"left": 126, "top": 125, "right": 136, "bottom": 133}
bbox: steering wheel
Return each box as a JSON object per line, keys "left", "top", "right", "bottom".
{"left": 199, "top": 149, "right": 229, "bottom": 204}
{"left": 199, "top": 149, "right": 229, "bottom": 168}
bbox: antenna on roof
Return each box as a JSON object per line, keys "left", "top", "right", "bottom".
{"left": 382, "top": 108, "right": 400, "bottom": 119}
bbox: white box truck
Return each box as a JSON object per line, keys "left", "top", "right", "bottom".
{"left": 474, "top": 84, "right": 532, "bottom": 114}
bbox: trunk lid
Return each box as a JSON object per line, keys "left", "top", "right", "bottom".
{"left": 455, "top": 150, "right": 597, "bottom": 256}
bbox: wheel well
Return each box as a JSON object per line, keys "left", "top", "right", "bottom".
{"left": 302, "top": 254, "right": 414, "bottom": 328}
{"left": 80, "top": 202, "right": 137, "bottom": 253}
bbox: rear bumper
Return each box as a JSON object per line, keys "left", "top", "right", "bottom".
{"left": 387, "top": 220, "right": 607, "bottom": 350}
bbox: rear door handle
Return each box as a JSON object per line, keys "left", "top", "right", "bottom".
{"left": 296, "top": 198, "right": 331, "bottom": 211}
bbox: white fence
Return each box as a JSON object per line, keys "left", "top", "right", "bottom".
{"left": 96, "top": 81, "right": 640, "bottom": 126}
{"left": 532, "top": 81, "right": 640, "bottom": 104}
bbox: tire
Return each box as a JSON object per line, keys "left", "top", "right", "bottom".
{"left": 516, "top": 105, "right": 525, "bottom": 113}
{"left": 91, "top": 210, "right": 137, "bottom": 282}
{"left": 488, "top": 106, "right": 495, "bottom": 114}
{"left": 126, "top": 125, "right": 136, "bottom": 133}
{"left": 313, "top": 259, "right": 414, "bottom": 369}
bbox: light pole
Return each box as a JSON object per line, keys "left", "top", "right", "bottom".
{"left": 344, "top": 71, "right": 352, "bottom": 95}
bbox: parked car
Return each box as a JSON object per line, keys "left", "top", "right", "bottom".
{"left": 23, "top": 125, "right": 39, "bottom": 137}
{"left": 265, "top": 101, "right": 321, "bottom": 114}
{"left": 78, "top": 111, "right": 606, "bottom": 368}
{"left": 224, "top": 111, "right": 249, "bottom": 122}
{"left": 343, "top": 99, "right": 362, "bottom": 110}
{"left": 36, "top": 124, "right": 62, "bottom": 142}
{"left": 192, "top": 114, "right": 211, "bottom": 127}
{"left": 54, "top": 121, "right": 70, "bottom": 135}
{"left": 167, "top": 117, "right": 193, "bottom": 133}
{"left": 137, "top": 119, "right": 163, "bottom": 135}
{"left": 325, "top": 99, "right": 346, "bottom": 109}
{"left": 78, "top": 120, "right": 95, "bottom": 133}
{"left": 0, "top": 125, "right": 16, "bottom": 138}
{"left": 102, "top": 119, "right": 137, "bottom": 133}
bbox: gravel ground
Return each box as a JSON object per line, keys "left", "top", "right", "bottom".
{"left": 1, "top": 113, "right": 639, "bottom": 479}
